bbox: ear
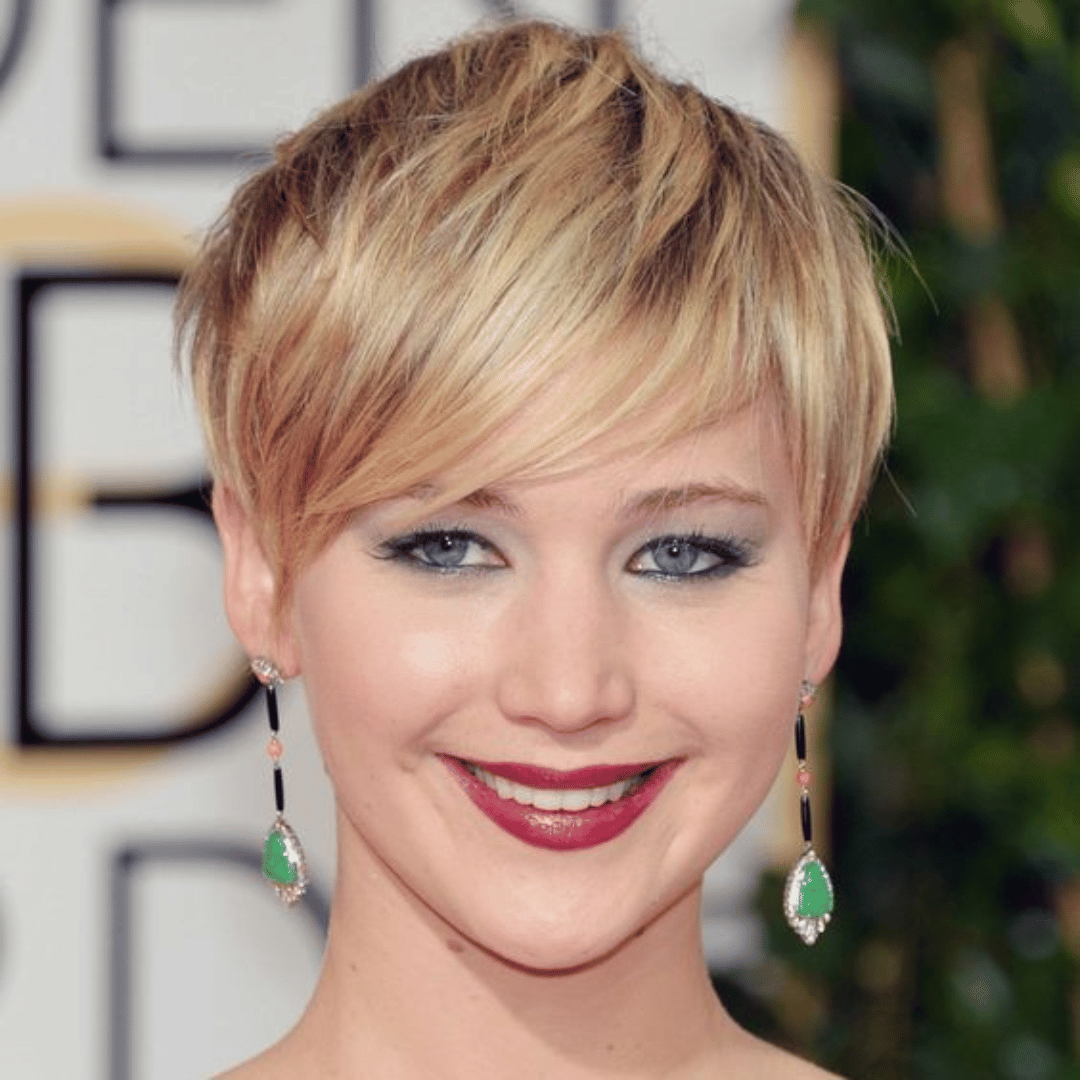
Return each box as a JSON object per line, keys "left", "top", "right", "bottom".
{"left": 213, "top": 484, "right": 300, "bottom": 677}
{"left": 803, "top": 529, "right": 851, "bottom": 685}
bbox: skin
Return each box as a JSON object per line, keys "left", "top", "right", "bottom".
{"left": 215, "top": 403, "right": 848, "bottom": 1079}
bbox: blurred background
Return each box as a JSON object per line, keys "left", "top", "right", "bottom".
{"left": 0, "top": 1, "right": 1076, "bottom": 1078}
{"left": 747, "top": 3, "right": 1080, "bottom": 1080}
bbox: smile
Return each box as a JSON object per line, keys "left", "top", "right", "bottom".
{"left": 443, "top": 755, "right": 681, "bottom": 851}
{"left": 463, "top": 760, "right": 650, "bottom": 810}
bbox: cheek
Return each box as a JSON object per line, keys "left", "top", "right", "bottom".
{"left": 290, "top": 569, "right": 487, "bottom": 764}
{"left": 643, "top": 583, "right": 809, "bottom": 751}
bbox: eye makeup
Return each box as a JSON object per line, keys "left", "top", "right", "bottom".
{"left": 373, "top": 523, "right": 761, "bottom": 582}
{"left": 628, "top": 529, "right": 760, "bottom": 581}
{"left": 373, "top": 524, "right": 504, "bottom": 574}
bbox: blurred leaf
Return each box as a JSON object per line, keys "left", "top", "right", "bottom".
{"left": 1047, "top": 148, "right": 1080, "bottom": 222}
{"left": 992, "top": 0, "right": 1063, "bottom": 52}
{"left": 767, "top": 2, "right": 1080, "bottom": 1076}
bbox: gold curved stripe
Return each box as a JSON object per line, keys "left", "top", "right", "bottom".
{"left": 0, "top": 744, "right": 162, "bottom": 797}
{"left": 0, "top": 473, "right": 95, "bottom": 519}
{"left": 0, "top": 196, "right": 199, "bottom": 789}
{"left": 785, "top": 26, "right": 840, "bottom": 177}
{"left": 0, "top": 194, "right": 195, "bottom": 268}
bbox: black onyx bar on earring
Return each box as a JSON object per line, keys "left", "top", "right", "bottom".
{"left": 795, "top": 709, "right": 813, "bottom": 846}
{"left": 266, "top": 681, "right": 285, "bottom": 814}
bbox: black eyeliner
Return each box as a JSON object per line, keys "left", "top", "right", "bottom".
{"left": 635, "top": 529, "right": 760, "bottom": 582}
{"left": 373, "top": 524, "right": 500, "bottom": 574}
{"left": 374, "top": 524, "right": 759, "bottom": 581}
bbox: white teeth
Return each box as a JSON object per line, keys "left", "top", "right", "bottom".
{"left": 465, "top": 763, "right": 646, "bottom": 811}
{"left": 588, "top": 785, "right": 609, "bottom": 807}
{"left": 531, "top": 787, "right": 562, "bottom": 811}
{"left": 561, "top": 789, "right": 592, "bottom": 811}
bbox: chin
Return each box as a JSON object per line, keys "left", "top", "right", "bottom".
{"left": 476, "top": 921, "right": 636, "bottom": 975}
{"left": 450, "top": 879, "right": 673, "bottom": 976}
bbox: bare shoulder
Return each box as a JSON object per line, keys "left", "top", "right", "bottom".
{"left": 720, "top": 1025, "right": 845, "bottom": 1080}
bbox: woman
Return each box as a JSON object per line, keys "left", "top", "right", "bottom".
{"left": 179, "top": 18, "right": 892, "bottom": 1078}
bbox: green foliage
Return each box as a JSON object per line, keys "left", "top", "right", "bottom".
{"left": 749, "top": 2, "right": 1080, "bottom": 1077}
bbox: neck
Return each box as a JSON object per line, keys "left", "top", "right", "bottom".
{"left": 286, "top": 812, "right": 736, "bottom": 1079}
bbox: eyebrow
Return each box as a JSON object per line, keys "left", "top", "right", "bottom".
{"left": 432, "top": 481, "right": 769, "bottom": 520}
{"left": 616, "top": 482, "right": 769, "bottom": 519}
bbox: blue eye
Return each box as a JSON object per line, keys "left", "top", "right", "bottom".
{"left": 377, "top": 529, "right": 504, "bottom": 572}
{"left": 629, "top": 533, "right": 754, "bottom": 580}
{"left": 377, "top": 527, "right": 755, "bottom": 580}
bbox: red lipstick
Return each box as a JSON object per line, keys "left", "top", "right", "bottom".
{"left": 467, "top": 759, "right": 659, "bottom": 790}
{"left": 442, "top": 755, "right": 680, "bottom": 851}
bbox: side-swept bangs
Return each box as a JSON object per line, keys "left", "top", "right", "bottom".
{"left": 178, "top": 19, "right": 893, "bottom": 612}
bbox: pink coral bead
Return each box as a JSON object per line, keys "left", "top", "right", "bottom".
{"left": 267, "top": 736, "right": 284, "bottom": 762}
{"left": 796, "top": 767, "right": 811, "bottom": 788}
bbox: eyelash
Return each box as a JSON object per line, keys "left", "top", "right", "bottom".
{"left": 376, "top": 525, "right": 498, "bottom": 576}
{"left": 375, "top": 526, "right": 756, "bottom": 582}
{"left": 632, "top": 530, "right": 757, "bottom": 580}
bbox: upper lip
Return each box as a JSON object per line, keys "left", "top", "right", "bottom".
{"left": 457, "top": 757, "right": 672, "bottom": 790}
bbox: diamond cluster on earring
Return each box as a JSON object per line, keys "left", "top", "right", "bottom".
{"left": 263, "top": 814, "right": 308, "bottom": 906}
{"left": 251, "top": 656, "right": 280, "bottom": 685}
{"left": 784, "top": 849, "right": 834, "bottom": 945}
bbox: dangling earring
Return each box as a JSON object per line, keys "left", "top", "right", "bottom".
{"left": 251, "top": 656, "right": 308, "bottom": 906}
{"left": 783, "top": 679, "right": 834, "bottom": 944}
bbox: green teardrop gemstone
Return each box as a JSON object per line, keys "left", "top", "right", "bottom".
{"left": 263, "top": 830, "right": 298, "bottom": 885}
{"left": 797, "top": 858, "right": 833, "bottom": 918}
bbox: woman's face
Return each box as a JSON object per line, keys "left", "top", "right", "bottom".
{"left": 229, "top": 403, "right": 846, "bottom": 971}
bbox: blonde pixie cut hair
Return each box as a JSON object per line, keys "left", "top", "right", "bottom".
{"left": 178, "top": 18, "right": 893, "bottom": 612}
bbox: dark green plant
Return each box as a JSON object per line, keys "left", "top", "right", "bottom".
{"left": 749, "top": 2, "right": 1080, "bottom": 1077}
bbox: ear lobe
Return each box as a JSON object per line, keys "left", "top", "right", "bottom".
{"left": 803, "top": 529, "right": 850, "bottom": 685}
{"left": 213, "top": 484, "right": 299, "bottom": 677}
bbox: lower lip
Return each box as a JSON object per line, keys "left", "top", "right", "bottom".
{"left": 442, "top": 756, "right": 681, "bottom": 851}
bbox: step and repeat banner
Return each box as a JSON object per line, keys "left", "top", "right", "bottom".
{"left": 0, "top": 2, "right": 802, "bottom": 1077}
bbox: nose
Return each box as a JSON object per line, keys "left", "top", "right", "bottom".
{"left": 494, "top": 565, "right": 635, "bottom": 733}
